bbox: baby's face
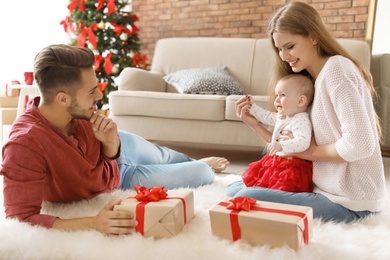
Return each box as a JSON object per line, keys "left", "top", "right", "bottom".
{"left": 274, "top": 79, "right": 307, "bottom": 118}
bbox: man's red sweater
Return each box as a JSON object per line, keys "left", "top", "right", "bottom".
{"left": 1, "top": 97, "right": 120, "bottom": 228}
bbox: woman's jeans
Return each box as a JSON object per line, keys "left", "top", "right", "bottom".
{"left": 225, "top": 180, "right": 375, "bottom": 223}
{"left": 116, "top": 130, "right": 214, "bottom": 190}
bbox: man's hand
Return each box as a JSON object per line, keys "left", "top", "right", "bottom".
{"left": 90, "top": 113, "right": 118, "bottom": 143}
{"left": 52, "top": 199, "right": 136, "bottom": 235}
{"left": 90, "top": 113, "right": 120, "bottom": 158}
{"left": 94, "top": 199, "right": 137, "bottom": 236}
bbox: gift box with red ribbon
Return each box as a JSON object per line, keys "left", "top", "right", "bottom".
{"left": 114, "top": 186, "right": 194, "bottom": 238}
{"left": 1, "top": 81, "right": 20, "bottom": 97}
{"left": 209, "top": 196, "right": 313, "bottom": 251}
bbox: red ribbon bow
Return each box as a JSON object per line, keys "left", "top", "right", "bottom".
{"left": 97, "top": 0, "right": 117, "bottom": 15}
{"left": 97, "top": 82, "right": 108, "bottom": 94}
{"left": 110, "top": 22, "right": 132, "bottom": 35}
{"left": 67, "top": 0, "right": 86, "bottom": 12}
{"left": 133, "top": 53, "right": 148, "bottom": 69}
{"left": 226, "top": 196, "right": 256, "bottom": 211}
{"left": 134, "top": 186, "right": 168, "bottom": 201}
{"left": 60, "top": 16, "right": 75, "bottom": 34}
{"left": 77, "top": 23, "right": 98, "bottom": 49}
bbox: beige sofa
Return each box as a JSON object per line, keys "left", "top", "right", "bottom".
{"left": 109, "top": 37, "right": 390, "bottom": 150}
{"left": 371, "top": 53, "right": 390, "bottom": 150}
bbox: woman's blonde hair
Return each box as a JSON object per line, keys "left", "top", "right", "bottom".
{"left": 267, "top": 1, "right": 381, "bottom": 139}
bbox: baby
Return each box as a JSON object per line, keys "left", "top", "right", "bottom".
{"left": 242, "top": 74, "right": 314, "bottom": 192}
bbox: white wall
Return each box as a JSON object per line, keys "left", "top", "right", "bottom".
{"left": 372, "top": 0, "right": 390, "bottom": 54}
{"left": 0, "top": 0, "right": 69, "bottom": 84}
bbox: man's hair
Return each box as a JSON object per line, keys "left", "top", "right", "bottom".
{"left": 34, "top": 44, "right": 95, "bottom": 102}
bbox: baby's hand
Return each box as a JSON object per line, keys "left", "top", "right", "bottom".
{"left": 267, "top": 142, "right": 283, "bottom": 155}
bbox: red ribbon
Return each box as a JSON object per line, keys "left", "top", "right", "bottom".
{"left": 110, "top": 22, "right": 132, "bottom": 35}
{"left": 67, "top": 0, "right": 85, "bottom": 12}
{"left": 94, "top": 54, "right": 103, "bottom": 71}
{"left": 133, "top": 53, "right": 148, "bottom": 69}
{"left": 96, "top": 0, "right": 117, "bottom": 15}
{"left": 131, "top": 186, "right": 187, "bottom": 236}
{"left": 95, "top": 53, "right": 113, "bottom": 74}
{"left": 226, "top": 196, "right": 256, "bottom": 211}
{"left": 77, "top": 23, "right": 98, "bottom": 49}
{"left": 60, "top": 16, "right": 75, "bottom": 34}
{"left": 5, "top": 81, "right": 21, "bottom": 96}
{"left": 103, "top": 52, "right": 113, "bottom": 75}
{"left": 134, "top": 186, "right": 168, "bottom": 201}
{"left": 97, "top": 82, "right": 108, "bottom": 94}
{"left": 219, "top": 196, "right": 309, "bottom": 244}
{"left": 107, "top": 0, "right": 117, "bottom": 15}
{"left": 96, "top": 0, "right": 105, "bottom": 11}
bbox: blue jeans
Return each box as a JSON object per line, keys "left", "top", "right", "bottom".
{"left": 225, "top": 180, "right": 375, "bottom": 223}
{"left": 116, "top": 130, "right": 214, "bottom": 190}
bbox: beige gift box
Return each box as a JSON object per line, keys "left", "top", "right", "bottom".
{"left": 209, "top": 198, "right": 313, "bottom": 251}
{"left": 0, "top": 82, "right": 20, "bottom": 97}
{"left": 0, "top": 96, "right": 19, "bottom": 108}
{"left": 114, "top": 189, "right": 194, "bottom": 238}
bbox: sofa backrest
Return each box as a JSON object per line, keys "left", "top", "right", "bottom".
{"left": 151, "top": 37, "right": 257, "bottom": 94}
{"left": 151, "top": 37, "right": 371, "bottom": 95}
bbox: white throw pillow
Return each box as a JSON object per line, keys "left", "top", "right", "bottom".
{"left": 163, "top": 66, "right": 246, "bottom": 95}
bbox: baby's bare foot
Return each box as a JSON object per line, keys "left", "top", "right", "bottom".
{"left": 199, "top": 157, "right": 230, "bottom": 173}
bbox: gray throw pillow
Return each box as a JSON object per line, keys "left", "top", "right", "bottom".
{"left": 163, "top": 66, "right": 246, "bottom": 95}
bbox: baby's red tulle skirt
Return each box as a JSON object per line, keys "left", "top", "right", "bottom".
{"left": 242, "top": 154, "right": 313, "bottom": 192}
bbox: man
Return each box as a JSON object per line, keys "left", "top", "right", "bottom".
{"left": 1, "top": 44, "right": 229, "bottom": 235}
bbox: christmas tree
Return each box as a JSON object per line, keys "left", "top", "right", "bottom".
{"left": 60, "top": 0, "right": 148, "bottom": 109}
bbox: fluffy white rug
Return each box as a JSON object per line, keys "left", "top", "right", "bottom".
{"left": 1, "top": 170, "right": 390, "bottom": 260}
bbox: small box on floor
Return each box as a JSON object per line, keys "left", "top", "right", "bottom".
{"left": 209, "top": 196, "right": 313, "bottom": 251}
{"left": 114, "top": 186, "right": 194, "bottom": 238}
{"left": 0, "top": 108, "right": 17, "bottom": 141}
{"left": 1, "top": 82, "right": 20, "bottom": 97}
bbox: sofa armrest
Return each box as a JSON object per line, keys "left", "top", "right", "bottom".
{"left": 116, "top": 67, "right": 167, "bottom": 92}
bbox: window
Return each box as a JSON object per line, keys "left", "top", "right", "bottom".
{"left": 0, "top": 0, "right": 69, "bottom": 83}
{"left": 372, "top": 0, "right": 390, "bottom": 54}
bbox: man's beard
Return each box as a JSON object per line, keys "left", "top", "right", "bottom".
{"left": 68, "top": 100, "right": 95, "bottom": 121}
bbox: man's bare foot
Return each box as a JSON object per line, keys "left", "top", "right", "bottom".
{"left": 199, "top": 157, "right": 230, "bottom": 173}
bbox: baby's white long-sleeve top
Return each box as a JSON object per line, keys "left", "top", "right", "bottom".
{"left": 249, "top": 103, "right": 312, "bottom": 154}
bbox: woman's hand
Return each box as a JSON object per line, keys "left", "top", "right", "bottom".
{"left": 282, "top": 136, "right": 345, "bottom": 163}
{"left": 280, "top": 136, "right": 317, "bottom": 161}
{"left": 236, "top": 95, "right": 273, "bottom": 143}
{"left": 235, "top": 96, "right": 258, "bottom": 127}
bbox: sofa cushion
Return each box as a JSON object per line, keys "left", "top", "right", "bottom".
{"left": 163, "top": 66, "right": 246, "bottom": 95}
{"left": 109, "top": 90, "right": 227, "bottom": 121}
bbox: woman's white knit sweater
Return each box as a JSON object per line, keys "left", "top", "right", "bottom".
{"left": 310, "top": 55, "right": 386, "bottom": 212}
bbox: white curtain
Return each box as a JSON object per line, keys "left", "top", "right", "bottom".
{"left": 0, "top": 0, "right": 69, "bottom": 84}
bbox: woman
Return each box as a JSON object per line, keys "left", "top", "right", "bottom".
{"left": 226, "top": 1, "right": 386, "bottom": 223}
